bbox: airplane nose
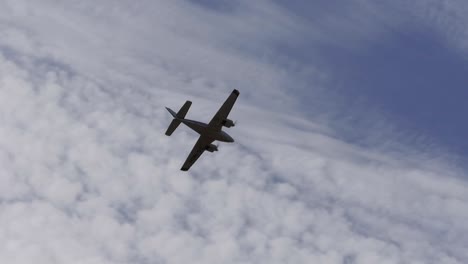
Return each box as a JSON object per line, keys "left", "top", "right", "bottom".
{"left": 221, "top": 131, "right": 234, "bottom": 142}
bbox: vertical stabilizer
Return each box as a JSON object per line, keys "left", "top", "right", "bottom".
{"left": 165, "top": 101, "right": 192, "bottom": 136}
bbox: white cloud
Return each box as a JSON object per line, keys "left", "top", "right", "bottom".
{"left": 0, "top": 1, "right": 467, "bottom": 264}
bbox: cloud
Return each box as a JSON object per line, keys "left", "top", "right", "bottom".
{"left": 0, "top": 1, "right": 467, "bottom": 264}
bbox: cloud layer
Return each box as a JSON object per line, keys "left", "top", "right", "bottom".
{"left": 0, "top": 1, "right": 467, "bottom": 263}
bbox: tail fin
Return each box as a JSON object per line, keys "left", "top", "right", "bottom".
{"left": 166, "top": 107, "right": 177, "bottom": 118}
{"left": 165, "top": 101, "right": 192, "bottom": 136}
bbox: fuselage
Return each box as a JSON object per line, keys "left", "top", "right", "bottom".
{"left": 181, "top": 118, "right": 234, "bottom": 142}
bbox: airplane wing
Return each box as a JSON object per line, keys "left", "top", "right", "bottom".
{"left": 207, "top": 89, "right": 240, "bottom": 131}
{"left": 180, "top": 136, "right": 214, "bottom": 171}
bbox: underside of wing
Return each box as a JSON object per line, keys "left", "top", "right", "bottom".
{"left": 208, "top": 89, "right": 239, "bottom": 131}
{"left": 180, "top": 136, "right": 214, "bottom": 171}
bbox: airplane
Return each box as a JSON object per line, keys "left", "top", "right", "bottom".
{"left": 165, "top": 89, "right": 239, "bottom": 171}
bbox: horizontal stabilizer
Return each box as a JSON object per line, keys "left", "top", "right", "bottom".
{"left": 165, "top": 101, "right": 192, "bottom": 136}
{"left": 177, "top": 101, "right": 191, "bottom": 119}
{"left": 166, "top": 101, "right": 192, "bottom": 119}
{"left": 165, "top": 119, "right": 181, "bottom": 136}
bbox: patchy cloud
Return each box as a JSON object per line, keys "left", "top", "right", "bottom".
{"left": 0, "top": 1, "right": 467, "bottom": 264}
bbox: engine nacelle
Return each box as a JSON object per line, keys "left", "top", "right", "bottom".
{"left": 222, "top": 119, "right": 235, "bottom": 128}
{"left": 205, "top": 144, "right": 218, "bottom": 152}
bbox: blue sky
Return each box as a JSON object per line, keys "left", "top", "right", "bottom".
{"left": 266, "top": 0, "right": 468, "bottom": 166}
{"left": 325, "top": 28, "right": 468, "bottom": 157}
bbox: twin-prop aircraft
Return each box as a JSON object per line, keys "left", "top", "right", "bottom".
{"left": 165, "top": 89, "right": 239, "bottom": 171}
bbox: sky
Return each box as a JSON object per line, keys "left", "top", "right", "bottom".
{"left": 274, "top": 0, "right": 468, "bottom": 163}
{"left": 0, "top": 1, "right": 467, "bottom": 264}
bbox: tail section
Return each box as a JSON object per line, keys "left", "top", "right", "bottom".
{"left": 165, "top": 119, "right": 181, "bottom": 136}
{"left": 166, "top": 107, "right": 177, "bottom": 118}
{"left": 176, "top": 101, "right": 191, "bottom": 119}
{"left": 165, "top": 101, "right": 192, "bottom": 136}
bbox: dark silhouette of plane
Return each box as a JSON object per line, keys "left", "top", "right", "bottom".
{"left": 165, "top": 89, "right": 239, "bottom": 171}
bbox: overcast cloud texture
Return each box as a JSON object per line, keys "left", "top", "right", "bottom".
{"left": 0, "top": 1, "right": 467, "bottom": 264}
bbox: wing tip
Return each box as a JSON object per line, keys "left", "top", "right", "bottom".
{"left": 233, "top": 89, "right": 239, "bottom": 96}
{"left": 181, "top": 167, "right": 189, "bottom": 171}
